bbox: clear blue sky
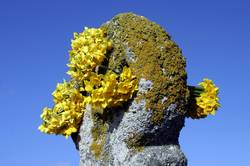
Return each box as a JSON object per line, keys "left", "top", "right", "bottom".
{"left": 0, "top": 0, "right": 249, "bottom": 165}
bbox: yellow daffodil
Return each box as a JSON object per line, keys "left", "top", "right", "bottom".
{"left": 67, "top": 28, "right": 112, "bottom": 81}
{"left": 39, "top": 81, "right": 85, "bottom": 137}
{"left": 39, "top": 28, "right": 138, "bottom": 138}
{"left": 187, "top": 78, "right": 220, "bottom": 119}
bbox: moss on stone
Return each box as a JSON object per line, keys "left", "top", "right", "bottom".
{"left": 101, "top": 13, "right": 189, "bottom": 124}
{"left": 90, "top": 112, "right": 108, "bottom": 159}
{"left": 90, "top": 142, "right": 103, "bottom": 159}
{"left": 125, "top": 133, "right": 145, "bottom": 153}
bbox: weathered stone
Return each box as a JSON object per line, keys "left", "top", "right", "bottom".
{"left": 75, "top": 12, "right": 189, "bottom": 166}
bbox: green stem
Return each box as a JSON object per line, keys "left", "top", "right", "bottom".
{"left": 188, "top": 85, "right": 204, "bottom": 97}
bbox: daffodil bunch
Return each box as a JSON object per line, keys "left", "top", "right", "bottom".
{"left": 39, "top": 81, "right": 85, "bottom": 138}
{"left": 67, "top": 27, "right": 112, "bottom": 81}
{"left": 86, "top": 67, "right": 137, "bottom": 114}
{"left": 187, "top": 78, "right": 220, "bottom": 119}
{"left": 39, "top": 28, "right": 137, "bottom": 137}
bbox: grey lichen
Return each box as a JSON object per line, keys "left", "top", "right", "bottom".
{"left": 125, "top": 47, "right": 136, "bottom": 63}
{"left": 138, "top": 78, "right": 153, "bottom": 95}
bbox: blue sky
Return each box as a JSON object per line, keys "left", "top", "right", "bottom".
{"left": 0, "top": 0, "right": 249, "bottom": 165}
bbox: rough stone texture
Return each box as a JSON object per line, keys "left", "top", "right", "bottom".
{"left": 76, "top": 13, "right": 189, "bottom": 166}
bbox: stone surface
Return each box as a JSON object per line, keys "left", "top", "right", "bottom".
{"left": 75, "top": 13, "right": 189, "bottom": 166}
